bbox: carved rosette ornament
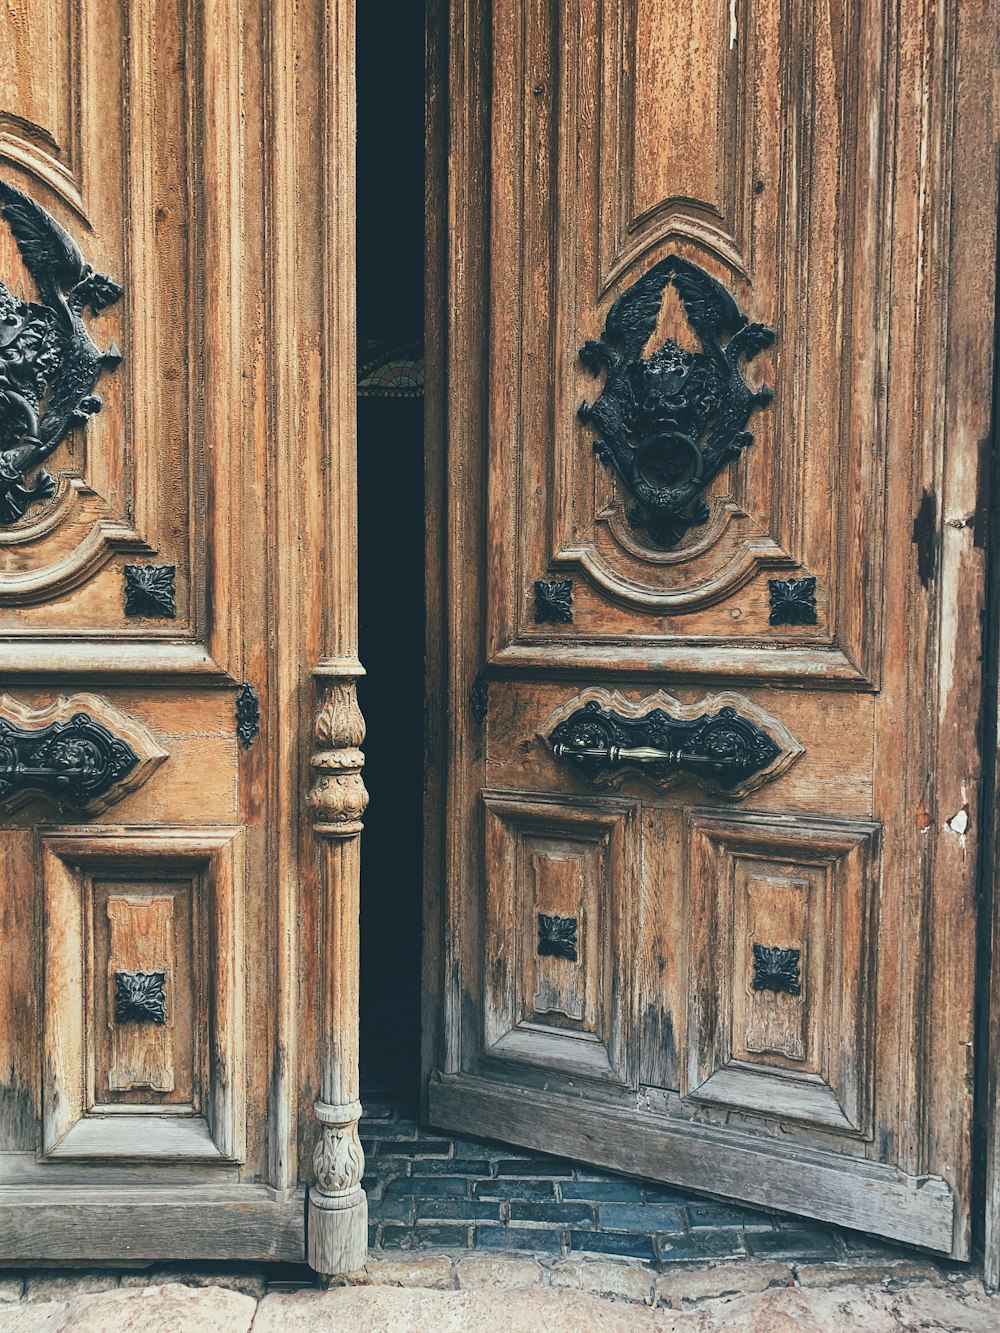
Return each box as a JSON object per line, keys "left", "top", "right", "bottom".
{"left": 0, "top": 181, "right": 123, "bottom": 524}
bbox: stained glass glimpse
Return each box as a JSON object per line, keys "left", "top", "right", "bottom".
{"left": 357, "top": 337, "right": 425, "bottom": 397}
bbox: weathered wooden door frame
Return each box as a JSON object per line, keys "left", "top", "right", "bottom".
{"left": 979, "top": 199, "right": 1000, "bottom": 1290}
{"left": 0, "top": 0, "right": 365, "bottom": 1276}
{"left": 422, "top": 0, "right": 1000, "bottom": 1259}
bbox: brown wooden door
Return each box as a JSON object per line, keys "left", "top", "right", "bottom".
{"left": 0, "top": 0, "right": 368, "bottom": 1273}
{"left": 425, "top": 0, "right": 998, "bottom": 1257}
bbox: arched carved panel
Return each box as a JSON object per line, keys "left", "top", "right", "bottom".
{"left": 0, "top": 692, "right": 166, "bottom": 814}
{"left": 0, "top": 0, "right": 87, "bottom": 215}
{"left": 488, "top": 0, "right": 887, "bottom": 683}
{"left": 599, "top": 0, "right": 753, "bottom": 288}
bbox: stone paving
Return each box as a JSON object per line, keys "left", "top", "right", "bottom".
{"left": 0, "top": 1091, "right": 993, "bottom": 1328}
{"left": 0, "top": 1267, "right": 997, "bottom": 1330}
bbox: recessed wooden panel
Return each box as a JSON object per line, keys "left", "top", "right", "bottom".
{"left": 40, "top": 828, "right": 244, "bottom": 1162}
{"left": 105, "top": 895, "right": 177, "bottom": 1095}
{"left": 628, "top": 0, "right": 740, "bottom": 248}
{"left": 89, "top": 884, "right": 203, "bottom": 1104}
{"left": 482, "top": 792, "right": 639, "bottom": 1085}
{"left": 684, "top": 809, "right": 880, "bottom": 1136}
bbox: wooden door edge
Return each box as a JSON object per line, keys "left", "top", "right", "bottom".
{"left": 430, "top": 1073, "right": 961, "bottom": 1258}
{"left": 975, "top": 134, "right": 1000, "bottom": 1293}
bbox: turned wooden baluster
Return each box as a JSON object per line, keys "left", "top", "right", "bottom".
{"left": 307, "top": 674, "right": 369, "bottom": 1274}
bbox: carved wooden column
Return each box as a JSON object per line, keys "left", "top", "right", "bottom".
{"left": 287, "top": 0, "right": 366, "bottom": 1277}
{"left": 307, "top": 674, "right": 368, "bottom": 1273}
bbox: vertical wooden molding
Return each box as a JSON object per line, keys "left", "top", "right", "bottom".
{"left": 307, "top": 679, "right": 369, "bottom": 1273}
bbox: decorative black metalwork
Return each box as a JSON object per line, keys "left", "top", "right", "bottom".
{"left": 548, "top": 699, "right": 780, "bottom": 790}
{"left": 768, "top": 576, "right": 817, "bottom": 626}
{"left": 124, "top": 564, "right": 176, "bottom": 618}
{"left": 471, "top": 673, "right": 488, "bottom": 725}
{"left": 114, "top": 970, "right": 167, "bottom": 1024}
{"left": 534, "top": 579, "right": 574, "bottom": 624}
{"left": 0, "top": 711, "right": 139, "bottom": 807}
{"left": 235, "top": 682, "right": 260, "bottom": 748}
{"left": 578, "top": 255, "right": 774, "bottom": 548}
{"left": 537, "top": 913, "right": 578, "bottom": 962}
{"left": 0, "top": 180, "right": 123, "bottom": 524}
{"left": 752, "top": 944, "right": 801, "bottom": 996}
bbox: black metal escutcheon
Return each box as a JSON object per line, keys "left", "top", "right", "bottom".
{"left": 0, "top": 711, "right": 139, "bottom": 808}
{"left": 548, "top": 699, "right": 780, "bottom": 789}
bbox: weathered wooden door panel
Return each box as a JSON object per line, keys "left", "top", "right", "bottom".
{"left": 0, "top": 0, "right": 366, "bottom": 1270}
{"left": 427, "top": 0, "right": 997, "bottom": 1258}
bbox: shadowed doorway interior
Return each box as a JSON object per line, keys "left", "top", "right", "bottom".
{"left": 356, "top": 0, "right": 426, "bottom": 1101}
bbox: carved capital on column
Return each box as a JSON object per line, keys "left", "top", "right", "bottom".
{"left": 309, "top": 681, "right": 368, "bottom": 837}
{"left": 311, "top": 1099, "right": 365, "bottom": 1210}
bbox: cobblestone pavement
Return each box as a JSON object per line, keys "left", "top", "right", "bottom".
{"left": 1, "top": 1092, "right": 991, "bottom": 1328}
{"left": 0, "top": 1268, "right": 997, "bottom": 1331}
{"left": 360, "top": 1094, "right": 946, "bottom": 1271}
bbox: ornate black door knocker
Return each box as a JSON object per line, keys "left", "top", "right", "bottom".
{"left": 578, "top": 254, "right": 774, "bottom": 548}
{"left": 0, "top": 180, "right": 123, "bottom": 524}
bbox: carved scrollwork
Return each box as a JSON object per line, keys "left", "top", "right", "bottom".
{"left": 541, "top": 688, "right": 802, "bottom": 799}
{"left": 578, "top": 255, "right": 774, "bottom": 548}
{"left": 308, "top": 772, "right": 369, "bottom": 828}
{"left": 0, "top": 181, "right": 123, "bottom": 525}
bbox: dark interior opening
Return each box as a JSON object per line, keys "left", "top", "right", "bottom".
{"left": 356, "top": 0, "right": 426, "bottom": 1100}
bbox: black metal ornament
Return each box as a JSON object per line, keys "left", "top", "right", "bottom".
{"left": 751, "top": 944, "right": 801, "bottom": 996}
{"left": 534, "top": 578, "right": 574, "bottom": 624}
{"left": 114, "top": 970, "right": 168, "bottom": 1024}
{"left": 578, "top": 255, "right": 774, "bottom": 548}
{"left": 235, "top": 682, "right": 260, "bottom": 749}
{"left": 470, "top": 672, "right": 488, "bottom": 725}
{"left": 0, "top": 710, "right": 139, "bottom": 808}
{"left": 0, "top": 181, "right": 123, "bottom": 524}
{"left": 537, "top": 913, "right": 578, "bottom": 962}
{"left": 768, "top": 576, "right": 817, "bottom": 626}
{"left": 548, "top": 699, "right": 780, "bottom": 791}
{"left": 124, "top": 564, "right": 177, "bottom": 618}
